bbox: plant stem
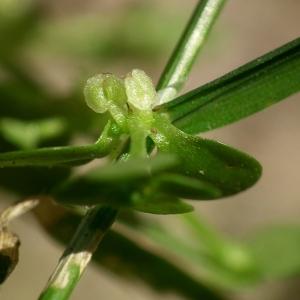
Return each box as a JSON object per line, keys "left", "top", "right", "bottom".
{"left": 0, "top": 121, "right": 117, "bottom": 168}
{"left": 38, "top": 206, "right": 118, "bottom": 300}
{"left": 156, "top": 0, "right": 226, "bottom": 105}
{"left": 128, "top": 111, "right": 153, "bottom": 159}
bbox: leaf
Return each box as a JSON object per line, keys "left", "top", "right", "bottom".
{"left": 152, "top": 173, "right": 222, "bottom": 199}
{"left": 131, "top": 192, "right": 193, "bottom": 214}
{"left": 158, "top": 38, "right": 300, "bottom": 134}
{"left": 151, "top": 114, "right": 262, "bottom": 198}
{"left": 246, "top": 225, "right": 300, "bottom": 279}
{"left": 0, "top": 144, "right": 105, "bottom": 168}
{"left": 55, "top": 154, "right": 193, "bottom": 214}
{"left": 0, "top": 120, "right": 118, "bottom": 168}
{"left": 0, "top": 118, "right": 67, "bottom": 149}
{"left": 77, "top": 153, "right": 178, "bottom": 182}
{"left": 54, "top": 154, "right": 179, "bottom": 208}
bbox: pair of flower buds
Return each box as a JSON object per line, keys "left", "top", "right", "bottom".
{"left": 84, "top": 69, "right": 157, "bottom": 121}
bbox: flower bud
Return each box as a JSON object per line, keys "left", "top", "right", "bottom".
{"left": 84, "top": 74, "right": 127, "bottom": 114}
{"left": 124, "top": 69, "right": 156, "bottom": 111}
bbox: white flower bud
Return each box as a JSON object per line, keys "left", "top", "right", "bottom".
{"left": 124, "top": 69, "right": 156, "bottom": 111}
{"left": 84, "top": 74, "right": 127, "bottom": 114}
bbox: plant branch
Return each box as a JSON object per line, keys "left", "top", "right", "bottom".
{"left": 38, "top": 206, "right": 118, "bottom": 300}
{"left": 156, "top": 0, "right": 226, "bottom": 105}
{"left": 0, "top": 121, "right": 117, "bottom": 168}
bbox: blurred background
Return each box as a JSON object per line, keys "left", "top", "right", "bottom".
{"left": 0, "top": 0, "right": 300, "bottom": 299}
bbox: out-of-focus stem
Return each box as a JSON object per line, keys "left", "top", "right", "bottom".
{"left": 38, "top": 206, "right": 118, "bottom": 300}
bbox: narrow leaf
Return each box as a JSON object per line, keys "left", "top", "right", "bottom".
{"left": 0, "top": 144, "right": 106, "bottom": 168}
{"left": 0, "top": 121, "right": 117, "bottom": 168}
{"left": 159, "top": 37, "right": 300, "bottom": 134}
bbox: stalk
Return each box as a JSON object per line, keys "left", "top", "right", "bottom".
{"left": 0, "top": 120, "right": 116, "bottom": 168}
{"left": 39, "top": 206, "right": 117, "bottom": 300}
{"left": 156, "top": 0, "right": 226, "bottom": 105}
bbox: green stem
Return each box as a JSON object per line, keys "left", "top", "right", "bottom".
{"left": 156, "top": 0, "right": 226, "bottom": 104}
{"left": 38, "top": 206, "right": 118, "bottom": 300}
{"left": 128, "top": 111, "right": 153, "bottom": 158}
{"left": 182, "top": 213, "right": 256, "bottom": 273}
{"left": 182, "top": 213, "right": 227, "bottom": 255}
{"left": 0, "top": 121, "right": 117, "bottom": 168}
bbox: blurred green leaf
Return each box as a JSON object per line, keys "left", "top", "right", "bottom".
{"left": 73, "top": 154, "right": 178, "bottom": 182}
{"left": 246, "top": 225, "right": 300, "bottom": 279}
{"left": 54, "top": 155, "right": 180, "bottom": 211}
{"left": 0, "top": 118, "right": 67, "bottom": 149}
{"left": 151, "top": 114, "right": 262, "bottom": 198}
{"left": 131, "top": 192, "right": 193, "bottom": 214}
{"left": 159, "top": 37, "right": 300, "bottom": 134}
{"left": 143, "top": 214, "right": 260, "bottom": 289}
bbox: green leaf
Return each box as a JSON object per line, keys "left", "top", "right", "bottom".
{"left": 246, "top": 225, "right": 300, "bottom": 279}
{"left": 0, "top": 144, "right": 106, "bottom": 168}
{"left": 77, "top": 153, "right": 178, "bottom": 182}
{"left": 159, "top": 37, "right": 300, "bottom": 134}
{"left": 54, "top": 154, "right": 179, "bottom": 208}
{"left": 131, "top": 192, "right": 193, "bottom": 214}
{"left": 151, "top": 114, "right": 262, "bottom": 198}
{"left": 0, "top": 118, "right": 67, "bottom": 149}
{"left": 152, "top": 173, "right": 221, "bottom": 199}
{"left": 55, "top": 154, "right": 193, "bottom": 214}
{"left": 0, "top": 121, "right": 117, "bottom": 168}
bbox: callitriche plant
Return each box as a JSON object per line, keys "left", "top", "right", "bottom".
{"left": 0, "top": 0, "right": 300, "bottom": 299}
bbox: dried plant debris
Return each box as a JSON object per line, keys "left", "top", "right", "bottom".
{"left": 0, "top": 199, "right": 39, "bottom": 284}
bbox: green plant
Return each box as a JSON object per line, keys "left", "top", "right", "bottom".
{"left": 0, "top": 0, "right": 300, "bottom": 299}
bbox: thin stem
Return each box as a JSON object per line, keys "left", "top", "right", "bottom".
{"left": 182, "top": 213, "right": 227, "bottom": 254}
{"left": 156, "top": 0, "right": 226, "bottom": 105}
{"left": 128, "top": 111, "right": 153, "bottom": 158}
{"left": 0, "top": 121, "right": 117, "bottom": 168}
{"left": 39, "top": 206, "right": 118, "bottom": 300}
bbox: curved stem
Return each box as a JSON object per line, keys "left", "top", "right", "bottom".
{"left": 38, "top": 206, "right": 118, "bottom": 300}
{"left": 0, "top": 121, "right": 117, "bottom": 168}
{"left": 156, "top": 0, "right": 226, "bottom": 105}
